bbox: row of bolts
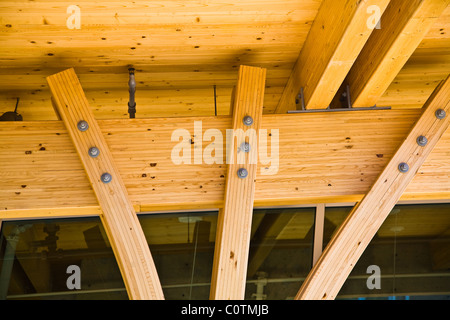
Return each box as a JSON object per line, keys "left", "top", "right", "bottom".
{"left": 399, "top": 109, "right": 446, "bottom": 173}
{"left": 75, "top": 109, "right": 446, "bottom": 183}
{"left": 76, "top": 115, "right": 255, "bottom": 183}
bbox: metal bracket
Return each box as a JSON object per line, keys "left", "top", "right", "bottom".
{"left": 291, "top": 85, "right": 390, "bottom": 113}
{"left": 340, "top": 84, "right": 352, "bottom": 109}
{"left": 295, "top": 87, "right": 306, "bottom": 111}
{"left": 295, "top": 87, "right": 332, "bottom": 111}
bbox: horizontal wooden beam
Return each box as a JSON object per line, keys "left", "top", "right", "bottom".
{"left": 275, "top": 0, "right": 390, "bottom": 112}
{"left": 296, "top": 74, "right": 450, "bottom": 300}
{"left": 210, "top": 65, "right": 266, "bottom": 300}
{"left": 47, "top": 68, "right": 164, "bottom": 300}
{"left": 2, "top": 106, "right": 450, "bottom": 216}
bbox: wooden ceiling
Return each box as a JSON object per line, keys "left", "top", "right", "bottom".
{"left": 0, "top": 0, "right": 449, "bottom": 120}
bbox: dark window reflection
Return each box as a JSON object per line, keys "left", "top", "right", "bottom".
{"left": 324, "top": 204, "right": 450, "bottom": 300}
{"left": 139, "top": 207, "right": 315, "bottom": 300}
{"left": 0, "top": 207, "right": 316, "bottom": 300}
{"left": 245, "top": 208, "right": 315, "bottom": 300}
{"left": 0, "top": 217, "right": 127, "bottom": 300}
{"left": 139, "top": 212, "right": 217, "bottom": 300}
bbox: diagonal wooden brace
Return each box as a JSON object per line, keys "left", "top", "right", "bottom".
{"left": 47, "top": 68, "right": 164, "bottom": 300}
{"left": 296, "top": 74, "right": 450, "bottom": 300}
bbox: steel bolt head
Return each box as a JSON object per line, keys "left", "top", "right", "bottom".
{"left": 436, "top": 109, "right": 446, "bottom": 119}
{"left": 417, "top": 136, "right": 428, "bottom": 147}
{"left": 240, "top": 142, "right": 251, "bottom": 153}
{"left": 243, "top": 116, "right": 253, "bottom": 126}
{"left": 88, "top": 147, "right": 100, "bottom": 158}
{"left": 101, "top": 172, "right": 112, "bottom": 184}
{"left": 237, "top": 168, "right": 248, "bottom": 179}
{"left": 398, "top": 162, "right": 409, "bottom": 173}
{"left": 77, "top": 120, "right": 89, "bottom": 132}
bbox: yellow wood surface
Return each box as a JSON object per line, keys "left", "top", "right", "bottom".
{"left": 0, "top": 0, "right": 319, "bottom": 119}
{"left": 47, "top": 68, "right": 164, "bottom": 300}
{"left": 346, "top": 0, "right": 450, "bottom": 108}
{"left": 210, "top": 65, "right": 266, "bottom": 300}
{"left": 296, "top": 74, "right": 450, "bottom": 300}
{"left": 274, "top": 0, "right": 390, "bottom": 113}
{"left": 0, "top": 1, "right": 448, "bottom": 119}
{"left": 3, "top": 105, "right": 450, "bottom": 215}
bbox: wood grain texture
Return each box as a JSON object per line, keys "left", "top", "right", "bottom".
{"left": 3, "top": 103, "right": 450, "bottom": 215}
{"left": 275, "top": 0, "right": 390, "bottom": 113}
{"left": 0, "top": 0, "right": 320, "bottom": 119}
{"left": 296, "top": 74, "right": 450, "bottom": 300}
{"left": 0, "top": 1, "right": 448, "bottom": 119}
{"left": 347, "top": 0, "right": 450, "bottom": 108}
{"left": 210, "top": 65, "right": 266, "bottom": 299}
{"left": 46, "top": 68, "right": 164, "bottom": 300}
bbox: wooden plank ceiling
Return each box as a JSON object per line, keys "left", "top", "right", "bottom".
{"left": 0, "top": 0, "right": 449, "bottom": 120}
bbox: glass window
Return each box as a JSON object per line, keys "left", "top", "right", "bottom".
{"left": 0, "top": 217, "right": 127, "bottom": 300}
{"left": 324, "top": 204, "right": 450, "bottom": 300}
{"left": 245, "top": 208, "right": 315, "bottom": 300}
{"left": 139, "top": 207, "right": 315, "bottom": 300}
{"left": 139, "top": 211, "right": 218, "bottom": 300}
{"left": 1, "top": 207, "right": 316, "bottom": 300}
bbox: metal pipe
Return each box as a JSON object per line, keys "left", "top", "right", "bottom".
{"left": 287, "top": 106, "right": 391, "bottom": 114}
{"left": 128, "top": 68, "right": 136, "bottom": 118}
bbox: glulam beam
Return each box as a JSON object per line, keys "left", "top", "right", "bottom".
{"left": 210, "top": 65, "right": 266, "bottom": 300}
{"left": 47, "top": 68, "right": 164, "bottom": 300}
{"left": 275, "top": 0, "right": 390, "bottom": 113}
{"left": 296, "top": 74, "right": 450, "bottom": 300}
{"left": 3, "top": 106, "right": 450, "bottom": 215}
{"left": 345, "top": 0, "right": 449, "bottom": 108}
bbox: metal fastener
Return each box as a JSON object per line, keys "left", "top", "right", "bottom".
{"left": 243, "top": 116, "right": 253, "bottom": 126}
{"left": 88, "top": 147, "right": 100, "bottom": 158}
{"left": 237, "top": 168, "right": 248, "bottom": 179}
{"left": 398, "top": 162, "right": 409, "bottom": 173}
{"left": 77, "top": 120, "right": 89, "bottom": 132}
{"left": 416, "top": 136, "right": 428, "bottom": 147}
{"left": 240, "top": 142, "right": 251, "bottom": 153}
{"left": 101, "top": 172, "right": 112, "bottom": 183}
{"left": 436, "top": 109, "right": 446, "bottom": 119}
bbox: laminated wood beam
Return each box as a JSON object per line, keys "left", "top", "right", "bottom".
{"left": 296, "top": 74, "right": 450, "bottom": 300}
{"left": 4, "top": 107, "right": 450, "bottom": 215}
{"left": 210, "top": 65, "right": 266, "bottom": 300}
{"left": 274, "top": 0, "right": 390, "bottom": 113}
{"left": 346, "top": 0, "right": 449, "bottom": 108}
{"left": 46, "top": 68, "right": 164, "bottom": 300}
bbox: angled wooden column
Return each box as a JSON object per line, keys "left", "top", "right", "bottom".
{"left": 274, "top": 0, "right": 390, "bottom": 113}
{"left": 296, "top": 75, "right": 450, "bottom": 300}
{"left": 47, "top": 68, "right": 164, "bottom": 300}
{"left": 345, "top": 0, "right": 449, "bottom": 108}
{"left": 210, "top": 65, "right": 266, "bottom": 300}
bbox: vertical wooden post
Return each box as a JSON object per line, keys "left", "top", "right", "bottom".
{"left": 210, "top": 65, "right": 266, "bottom": 300}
